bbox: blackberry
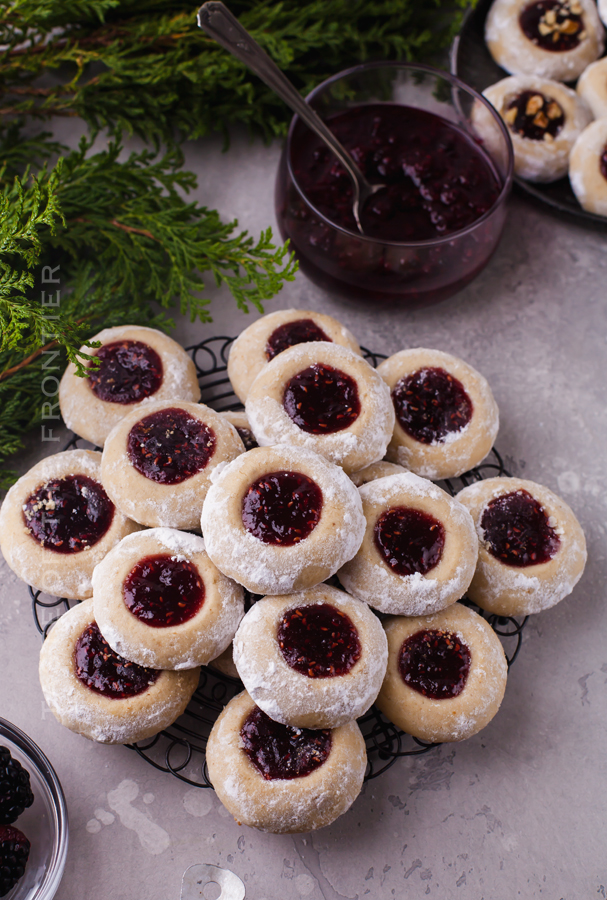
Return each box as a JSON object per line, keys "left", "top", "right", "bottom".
{"left": 0, "top": 825, "right": 30, "bottom": 897}
{"left": 0, "top": 747, "right": 34, "bottom": 826}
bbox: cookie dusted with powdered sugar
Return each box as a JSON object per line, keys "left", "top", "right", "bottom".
{"left": 39, "top": 599, "right": 199, "bottom": 744}
{"left": 233, "top": 584, "right": 387, "bottom": 729}
{"left": 200, "top": 446, "right": 365, "bottom": 595}
{"left": 569, "top": 118, "right": 607, "bottom": 217}
{"left": 59, "top": 325, "right": 200, "bottom": 447}
{"left": 227, "top": 308, "right": 361, "bottom": 403}
{"left": 376, "top": 603, "right": 508, "bottom": 743}
{"left": 457, "top": 477, "right": 587, "bottom": 616}
{"left": 93, "top": 529, "right": 244, "bottom": 670}
{"left": 485, "top": 0, "right": 604, "bottom": 82}
{"left": 246, "top": 342, "right": 394, "bottom": 476}
{"left": 0, "top": 449, "right": 139, "bottom": 600}
{"left": 206, "top": 691, "right": 366, "bottom": 833}
{"left": 377, "top": 348, "right": 499, "bottom": 480}
{"left": 338, "top": 473, "right": 478, "bottom": 617}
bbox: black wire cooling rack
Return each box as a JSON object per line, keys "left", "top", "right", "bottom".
{"left": 30, "top": 335, "right": 528, "bottom": 786}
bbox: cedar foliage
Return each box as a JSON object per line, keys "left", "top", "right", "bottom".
{"left": 0, "top": 0, "right": 471, "bottom": 487}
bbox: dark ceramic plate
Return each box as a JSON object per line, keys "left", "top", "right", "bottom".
{"left": 450, "top": 0, "right": 607, "bottom": 228}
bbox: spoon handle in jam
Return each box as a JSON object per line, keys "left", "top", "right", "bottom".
{"left": 196, "top": 1, "right": 372, "bottom": 231}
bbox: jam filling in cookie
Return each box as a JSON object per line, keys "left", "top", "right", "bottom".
{"left": 480, "top": 488, "right": 561, "bottom": 566}
{"left": 374, "top": 508, "right": 446, "bottom": 577}
{"left": 127, "top": 407, "right": 216, "bottom": 484}
{"left": 88, "top": 340, "right": 163, "bottom": 404}
{"left": 519, "top": 0, "right": 585, "bottom": 52}
{"left": 266, "top": 319, "right": 332, "bottom": 361}
{"left": 398, "top": 629, "right": 471, "bottom": 700}
{"left": 22, "top": 474, "right": 114, "bottom": 553}
{"left": 240, "top": 706, "right": 332, "bottom": 780}
{"left": 504, "top": 91, "right": 565, "bottom": 141}
{"left": 74, "top": 623, "right": 160, "bottom": 699}
{"left": 277, "top": 603, "right": 362, "bottom": 678}
{"left": 241, "top": 471, "right": 323, "bottom": 545}
{"left": 122, "top": 554, "right": 205, "bottom": 628}
{"left": 391, "top": 367, "right": 473, "bottom": 444}
{"left": 283, "top": 363, "right": 361, "bottom": 435}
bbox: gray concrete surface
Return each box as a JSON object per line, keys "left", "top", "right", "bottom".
{"left": 1, "top": 122, "right": 606, "bottom": 900}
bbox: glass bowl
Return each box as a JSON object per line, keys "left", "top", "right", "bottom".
{"left": 275, "top": 62, "right": 514, "bottom": 309}
{"left": 0, "top": 719, "right": 68, "bottom": 900}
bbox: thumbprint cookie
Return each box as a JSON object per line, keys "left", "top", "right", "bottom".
{"left": 569, "top": 118, "right": 607, "bottom": 217}
{"left": 0, "top": 449, "right": 139, "bottom": 600}
{"left": 338, "top": 473, "right": 478, "bottom": 617}
{"left": 457, "top": 477, "right": 587, "bottom": 616}
{"left": 101, "top": 400, "right": 244, "bottom": 529}
{"left": 227, "top": 309, "right": 361, "bottom": 403}
{"left": 246, "top": 342, "right": 394, "bottom": 475}
{"left": 39, "top": 599, "right": 199, "bottom": 744}
{"left": 377, "top": 349, "right": 499, "bottom": 480}
{"left": 201, "top": 446, "right": 365, "bottom": 595}
{"left": 93, "top": 529, "right": 244, "bottom": 670}
{"left": 576, "top": 57, "right": 607, "bottom": 119}
{"left": 233, "top": 584, "right": 388, "bottom": 729}
{"left": 206, "top": 691, "right": 366, "bottom": 833}
{"left": 376, "top": 603, "right": 508, "bottom": 743}
{"left": 219, "top": 410, "right": 258, "bottom": 451}
{"left": 350, "top": 461, "right": 408, "bottom": 488}
{"left": 59, "top": 325, "right": 200, "bottom": 447}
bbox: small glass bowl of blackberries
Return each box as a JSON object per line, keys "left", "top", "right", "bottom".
{"left": 0, "top": 720, "right": 68, "bottom": 899}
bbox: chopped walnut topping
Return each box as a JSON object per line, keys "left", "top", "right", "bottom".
{"left": 558, "top": 17, "right": 580, "bottom": 33}
{"left": 543, "top": 131, "right": 555, "bottom": 142}
{"left": 504, "top": 106, "right": 518, "bottom": 124}
{"left": 546, "top": 101, "right": 563, "bottom": 119}
{"left": 526, "top": 94, "right": 544, "bottom": 115}
{"left": 533, "top": 111, "right": 549, "bottom": 128}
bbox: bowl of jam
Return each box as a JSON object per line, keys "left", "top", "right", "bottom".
{"left": 275, "top": 62, "right": 514, "bottom": 308}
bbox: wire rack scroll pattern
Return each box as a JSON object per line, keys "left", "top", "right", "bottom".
{"left": 30, "top": 335, "right": 528, "bottom": 787}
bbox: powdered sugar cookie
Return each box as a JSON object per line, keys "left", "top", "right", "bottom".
{"left": 246, "top": 343, "right": 394, "bottom": 475}
{"left": 600, "top": 0, "right": 607, "bottom": 27}
{"left": 93, "top": 529, "right": 244, "bottom": 670}
{"left": 59, "top": 326, "right": 200, "bottom": 447}
{"left": 0, "top": 449, "right": 139, "bottom": 600}
{"left": 350, "top": 461, "right": 408, "bottom": 487}
{"left": 227, "top": 309, "right": 361, "bottom": 403}
{"left": 377, "top": 349, "right": 499, "bottom": 480}
{"left": 457, "top": 477, "right": 587, "bottom": 616}
{"left": 338, "top": 473, "right": 478, "bottom": 617}
{"left": 101, "top": 400, "right": 244, "bottom": 529}
{"left": 206, "top": 690, "right": 366, "bottom": 833}
{"left": 233, "top": 585, "right": 387, "bottom": 729}
{"left": 569, "top": 118, "right": 607, "bottom": 217}
{"left": 485, "top": 0, "right": 604, "bottom": 82}
{"left": 480, "top": 76, "right": 592, "bottom": 182}
{"left": 219, "top": 410, "right": 258, "bottom": 451}
{"left": 376, "top": 603, "right": 508, "bottom": 743}
{"left": 39, "top": 599, "right": 199, "bottom": 744}
{"left": 201, "top": 446, "right": 365, "bottom": 595}
{"left": 576, "top": 57, "right": 607, "bottom": 119}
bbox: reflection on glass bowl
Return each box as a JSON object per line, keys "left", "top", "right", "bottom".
{"left": 275, "top": 62, "right": 514, "bottom": 309}
{"left": 0, "top": 719, "right": 68, "bottom": 900}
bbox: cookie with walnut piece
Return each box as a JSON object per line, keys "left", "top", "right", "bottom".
{"left": 206, "top": 690, "right": 366, "bottom": 833}
{"left": 227, "top": 308, "right": 361, "bottom": 403}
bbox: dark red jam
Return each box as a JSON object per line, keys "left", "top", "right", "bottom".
{"left": 283, "top": 363, "right": 360, "bottom": 434}
{"left": 241, "top": 471, "right": 322, "bottom": 545}
{"left": 122, "top": 554, "right": 204, "bottom": 628}
{"left": 236, "top": 426, "right": 258, "bottom": 451}
{"left": 266, "top": 319, "right": 332, "bottom": 360}
{"left": 89, "top": 340, "right": 163, "bottom": 404}
{"left": 22, "top": 474, "right": 114, "bottom": 554}
{"left": 277, "top": 603, "right": 361, "bottom": 678}
{"left": 600, "top": 145, "right": 607, "bottom": 182}
{"left": 392, "top": 367, "right": 473, "bottom": 445}
{"left": 374, "top": 507, "right": 445, "bottom": 576}
{"left": 240, "top": 706, "right": 332, "bottom": 780}
{"left": 519, "top": 0, "right": 584, "bottom": 52}
{"left": 291, "top": 104, "right": 501, "bottom": 241}
{"left": 481, "top": 489, "right": 561, "bottom": 567}
{"left": 398, "top": 629, "right": 471, "bottom": 700}
{"left": 74, "top": 623, "right": 160, "bottom": 699}
{"left": 127, "top": 407, "right": 216, "bottom": 484}
{"left": 505, "top": 91, "right": 564, "bottom": 141}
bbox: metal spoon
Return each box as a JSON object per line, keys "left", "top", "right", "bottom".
{"left": 197, "top": 1, "right": 381, "bottom": 234}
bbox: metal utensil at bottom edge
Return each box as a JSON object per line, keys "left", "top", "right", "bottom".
{"left": 181, "top": 864, "right": 246, "bottom": 900}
